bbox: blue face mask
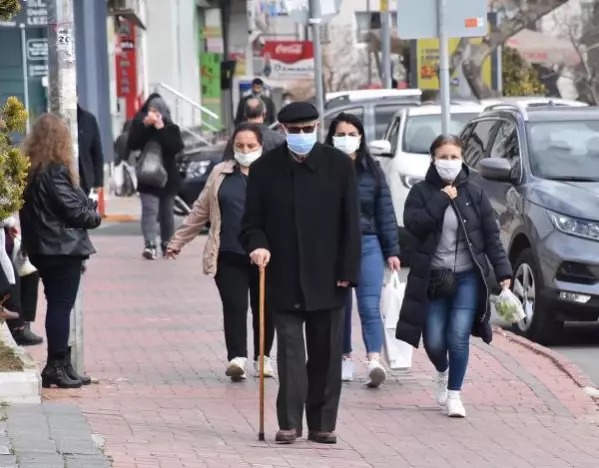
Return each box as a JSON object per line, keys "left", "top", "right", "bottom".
{"left": 286, "top": 131, "right": 317, "bottom": 156}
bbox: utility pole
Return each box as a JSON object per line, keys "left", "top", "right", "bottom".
{"left": 47, "top": 0, "right": 84, "bottom": 374}
{"left": 436, "top": 0, "right": 451, "bottom": 134}
{"left": 308, "top": 0, "right": 325, "bottom": 139}
{"left": 380, "top": 0, "right": 392, "bottom": 88}
{"left": 367, "top": 0, "right": 372, "bottom": 85}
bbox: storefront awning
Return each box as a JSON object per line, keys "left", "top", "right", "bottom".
{"left": 506, "top": 29, "right": 580, "bottom": 67}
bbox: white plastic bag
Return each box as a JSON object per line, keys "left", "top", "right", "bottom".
{"left": 112, "top": 161, "right": 137, "bottom": 197}
{"left": 381, "top": 271, "right": 413, "bottom": 370}
{"left": 491, "top": 288, "right": 526, "bottom": 323}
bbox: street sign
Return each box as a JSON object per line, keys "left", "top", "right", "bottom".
{"left": 286, "top": 0, "right": 341, "bottom": 24}
{"left": 27, "top": 38, "right": 48, "bottom": 61}
{"left": 396, "top": 0, "right": 487, "bottom": 39}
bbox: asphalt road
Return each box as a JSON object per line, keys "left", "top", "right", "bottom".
{"left": 94, "top": 221, "right": 599, "bottom": 387}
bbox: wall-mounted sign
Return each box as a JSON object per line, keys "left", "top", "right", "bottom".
{"left": 27, "top": 38, "right": 48, "bottom": 61}
{"left": 115, "top": 19, "right": 139, "bottom": 119}
{"left": 260, "top": 41, "right": 314, "bottom": 79}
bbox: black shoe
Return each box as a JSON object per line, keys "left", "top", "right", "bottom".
{"left": 11, "top": 326, "right": 43, "bottom": 346}
{"left": 160, "top": 242, "right": 169, "bottom": 258}
{"left": 142, "top": 244, "right": 157, "bottom": 260}
{"left": 65, "top": 347, "right": 91, "bottom": 385}
{"left": 41, "top": 357, "right": 82, "bottom": 389}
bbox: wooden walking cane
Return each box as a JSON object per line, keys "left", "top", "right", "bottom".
{"left": 258, "top": 265, "right": 266, "bottom": 442}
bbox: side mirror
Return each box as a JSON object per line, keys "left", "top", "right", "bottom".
{"left": 477, "top": 158, "right": 513, "bottom": 182}
{"left": 369, "top": 140, "right": 393, "bottom": 158}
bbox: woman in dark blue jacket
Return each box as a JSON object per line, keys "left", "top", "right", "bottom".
{"left": 396, "top": 134, "right": 512, "bottom": 418}
{"left": 325, "top": 113, "right": 400, "bottom": 388}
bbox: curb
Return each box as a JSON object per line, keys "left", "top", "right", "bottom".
{"left": 102, "top": 214, "right": 139, "bottom": 222}
{"left": 492, "top": 326, "right": 597, "bottom": 391}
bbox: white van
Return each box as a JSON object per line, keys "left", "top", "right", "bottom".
{"left": 368, "top": 103, "right": 485, "bottom": 263}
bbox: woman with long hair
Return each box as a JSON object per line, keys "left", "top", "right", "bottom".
{"left": 167, "top": 123, "right": 275, "bottom": 381}
{"left": 396, "top": 134, "right": 512, "bottom": 417}
{"left": 128, "top": 93, "right": 184, "bottom": 259}
{"left": 325, "top": 112, "right": 400, "bottom": 387}
{"left": 20, "top": 113, "right": 102, "bottom": 389}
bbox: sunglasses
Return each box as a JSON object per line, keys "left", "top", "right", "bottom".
{"left": 285, "top": 125, "right": 317, "bottom": 134}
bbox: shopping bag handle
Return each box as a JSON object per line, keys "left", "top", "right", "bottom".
{"left": 389, "top": 270, "right": 401, "bottom": 288}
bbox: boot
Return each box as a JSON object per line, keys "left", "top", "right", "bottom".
{"left": 41, "top": 356, "right": 82, "bottom": 389}
{"left": 11, "top": 323, "right": 43, "bottom": 346}
{"left": 65, "top": 347, "right": 91, "bottom": 385}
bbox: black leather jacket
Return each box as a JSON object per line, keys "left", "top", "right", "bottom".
{"left": 20, "top": 163, "right": 101, "bottom": 257}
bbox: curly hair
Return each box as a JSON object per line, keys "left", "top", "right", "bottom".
{"left": 23, "top": 113, "right": 79, "bottom": 185}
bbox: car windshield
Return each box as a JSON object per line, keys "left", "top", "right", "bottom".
{"left": 403, "top": 113, "right": 478, "bottom": 153}
{"left": 527, "top": 121, "right": 599, "bottom": 181}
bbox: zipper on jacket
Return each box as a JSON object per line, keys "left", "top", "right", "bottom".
{"left": 450, "top": 199, "right": 490, "bottom": 323}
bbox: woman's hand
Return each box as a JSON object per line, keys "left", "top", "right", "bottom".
{"left": 166, "top": 247, "right": 180, "bottom": 259}
{"left": 441, "top": 185, "right": 457, "bottom": 200}
{"left": 154, "top": 114, "right": 165, "bottom": 130}
{"left": 143, "top": 112, "right": 157, "bottom": 126}
{"left": 8, "top": 226, "right": 19, "bottom": 238}
{"left": 501, "top": 279, "right": 511, "bottom": 289}
{"left": 387, "top": 256, "right": 401, "bottom": 271}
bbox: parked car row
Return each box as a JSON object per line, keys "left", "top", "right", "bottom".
{"left": 370, "top": 97, "right": 597, "bottom": 345}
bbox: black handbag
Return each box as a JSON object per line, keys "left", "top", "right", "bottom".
{"left": 136, "top": 140, "right": 168, "bottom": 188}
{"left": 427, "top": 209, "right": 460, "bottom": 300}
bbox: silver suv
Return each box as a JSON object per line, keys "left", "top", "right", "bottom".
{"left": 461, "top": 103, "right": 599, "bottom": 344}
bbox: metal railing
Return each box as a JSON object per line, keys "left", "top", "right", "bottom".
{"left": 151, "top": 82, "right": 222, "bottom": 146}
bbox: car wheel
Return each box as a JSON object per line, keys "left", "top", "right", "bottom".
{"left": 510, "top": 248, "right": 562, "bottom": 345}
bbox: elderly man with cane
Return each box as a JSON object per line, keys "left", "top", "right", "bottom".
{"left": 241, "top": 101, "right": 362, "bottom": 445}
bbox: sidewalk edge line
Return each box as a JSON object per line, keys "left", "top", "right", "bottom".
{"left": 493, "top": 326, "right": 597, "bottom": 391}
{"left": 102, "top": 214, "right": 139, "bottom": 222}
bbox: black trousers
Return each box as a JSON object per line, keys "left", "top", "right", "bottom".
{"left": 7, "top": 271, "right": 40, "bottom": 330}
{"left": 31, "top": 256, "right": 83, "bottom": 359}
{"left": 276, "top": 307, "right": 344, "bottom": 433}
{"left": 214, "top": 252, "right": 275, "bottom": 361}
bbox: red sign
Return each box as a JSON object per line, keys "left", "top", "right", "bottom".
{"left": 260, "top": 41, "right": 314, "bottom": 79}
{"left": 115, "top": 20, "right": 139, "bottom": 119}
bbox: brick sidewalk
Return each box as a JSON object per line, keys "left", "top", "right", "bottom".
{"left": 27, "top": 235, "right": 599, "bottom": 468}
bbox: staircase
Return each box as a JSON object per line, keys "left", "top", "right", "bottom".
{"left": 151, "top": 82, "right": 224, "bottom": 148}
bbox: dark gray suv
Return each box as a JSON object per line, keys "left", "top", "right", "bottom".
{"left": 460, "top": 104, "right": 599, "bottom": 344}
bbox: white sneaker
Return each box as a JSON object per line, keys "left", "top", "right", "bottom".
{"left": 435, "top": 370, "right": 449, "bottom": 406}
{"left": 342, "top": 357, "right": 354, "bottom": 381}
{"left": 447, "top": 390, "right": 466, "bottom": 418}
{"left": 254, "top": 357, "right": 274, "bottom": 378}
{"left": 226, "top": 357, "right": 247, "bottom": 381}
{"left": 366, "top": 359, "right": 387, "bottom": 388}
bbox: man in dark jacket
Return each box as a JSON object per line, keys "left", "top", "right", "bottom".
{"left": 77, "top": 104, "right": 104, "bottom": 196}
{"left": 223, "top": 97, "right": 285, "bottom": 160}
{"left": 234, "top": 78, "right": 276, "bottom": 125}
{"left": 240, "top": 101, "right": 362, "bottom": 445}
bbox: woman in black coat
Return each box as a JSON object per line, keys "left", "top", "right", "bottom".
{"left": 325, "top": 113, "right": 400, "bottom": 388}
{"left": 21, "top": 113, "right": 102, "bottom": 389}
{"left": 396, "top": 134, "right": 512, "bottom": 418}
{"left": 128, "top": 93, "right": 184, "bottom": 259}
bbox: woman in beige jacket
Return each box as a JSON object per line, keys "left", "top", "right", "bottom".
{"left": 167, "top": 123, "right": 275, "bottom": 381}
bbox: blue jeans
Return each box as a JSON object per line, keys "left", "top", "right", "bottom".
{"left": 343, "top": 235, "right": 385, "bottom": 355}
{"left": 423, "top": 269, "right": 479, "bottom": 391}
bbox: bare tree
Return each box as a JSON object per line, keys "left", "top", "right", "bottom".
{"left": 322, "top": 25, "right": 369, "bottom": 93}
{"left": 452, "top": 0, "right": 573, "bottom": 98}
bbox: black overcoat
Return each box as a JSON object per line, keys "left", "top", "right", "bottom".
{"left": 240, "top": 142, "right": 362, "bottom": 312}
{"left": 395, "top": 164, "right": 513, "bottom": 348}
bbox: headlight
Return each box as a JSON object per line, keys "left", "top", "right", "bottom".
{"left": 400, "top": 175, "right": 422, "bottom": 189}
{"left": 549, "top": 211, "right": 599, "bottom": 241}
{"left": 186, "top": 161, "right": 211, "bottom": 178}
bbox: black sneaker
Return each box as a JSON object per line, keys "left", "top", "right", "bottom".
{"left": 142, "top": 245, "right": 157, "bottom": 260}
{"left": 11, "top": 326, "right": 43, "bottom": 346}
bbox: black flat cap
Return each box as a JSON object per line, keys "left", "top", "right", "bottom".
{"left": 277, "top": 101, "right": 319, "bottom": 124}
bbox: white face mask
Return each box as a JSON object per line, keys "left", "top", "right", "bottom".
{"left": 332, "top": 135, "right": 361, "bottom": 155}
{"left": 234, "top": 149, "right": 262, "bottom": 167}
{"left": 435, "top": 159, "right": 462, "bottom": 182}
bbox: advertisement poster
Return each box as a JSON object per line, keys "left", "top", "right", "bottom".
{"left": 115, "top": 19, "right": 138, "bottom": 119}
{"left": 415, "top": 38, "right": 492, "bottom": 91}
{"left": 260, "top": 41, "right": 314, "bottom": 79}
{"left": 200, "top": 52, "right": 222, "bottom": 130}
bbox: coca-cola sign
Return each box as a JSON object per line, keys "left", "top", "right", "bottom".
{"left": 261, "top": 40, "right": 314, "bottom": 64}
